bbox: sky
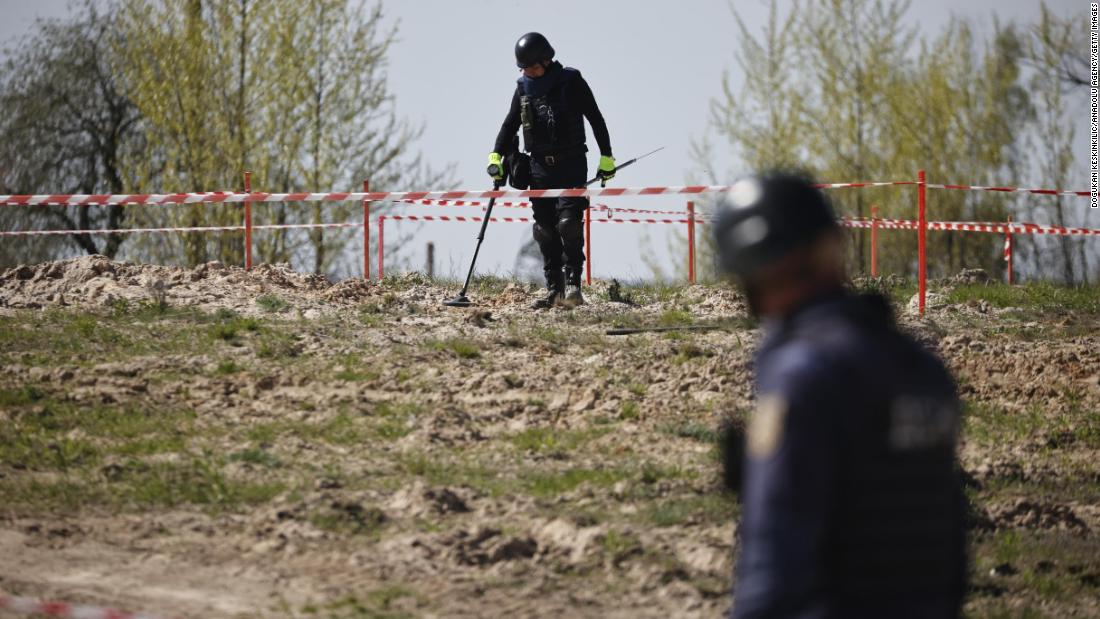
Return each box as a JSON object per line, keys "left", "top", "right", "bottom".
{"left": 0, "top": 0, "right": 1090, "bottom": 281}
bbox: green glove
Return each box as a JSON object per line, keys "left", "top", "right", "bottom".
{"left": 487, "top": 152, "right": 504, "bottom": 182}
{"left": 597, "top": 155, "right": 616, "bottom": 182}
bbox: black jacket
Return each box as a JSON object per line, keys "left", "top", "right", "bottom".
{"left": 493, "top": 62, "right": 612, "bottom": 158}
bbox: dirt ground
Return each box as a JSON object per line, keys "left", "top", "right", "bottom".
{"left": 0, "top": 255, "right": 1098, "bottom": 618}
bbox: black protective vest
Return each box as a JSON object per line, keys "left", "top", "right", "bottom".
{"left": 518, "top": 68, "right": 586, "bottom": 156}
{"left": 795, "top": 298, "right": 967, "bottom": 603}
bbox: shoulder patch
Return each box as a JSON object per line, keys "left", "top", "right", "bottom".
{"left": 747, "top": 393, "right": 788, "bottom": 459}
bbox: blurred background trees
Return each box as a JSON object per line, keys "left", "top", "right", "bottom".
{"left": 0, "top": 0, "right": 450, "bottom": 276}
{"left": 699, "top": 0, "right": 1092, "bottom": 283}
{"left": 0, "top": 0, "right": 1090, "bottom": 282}
{"left": 0, "top": 1, "right": 138, "bottom": 266}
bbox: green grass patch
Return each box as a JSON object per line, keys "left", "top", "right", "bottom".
{"left": 230, "top": 447, "right": 283, "bottom": 468}
{"left": 399, "top": 454, "right": 508, "bottom": 496}
{"left": 0, "top": 452, "right": 285, "bottom": 515}
{"left": 850, "top": 276, "right": 918, "bottom": 308}
{"left": 207, "top": 312, "right": 262, "bottom": 341}
{"left": 425, "top": 337, "right": 481, "bottom": 359}
{"left": 620, "top": 400, "right": 641, "bottom": 421}
{"left": 967, "top": 530, "right": 1100, "bottom": 610}
{"left": 946, "top": 282, "right": 1100, "bottom": 314}
{"left": 671, "top": 342, "right": 711, "bottom": 364}
{"left": 303, "top": 587, "right": 423, "bottom": 619}
{"left": 215, "top": 359, "right": 242, "bottom": 375}
{"left": 523, "top": 467, "right": 629, "bottom": 498}
{"left": 245, "top": 411, "right": 368, "bottom": 447}
{"left": 310, "top": 502, "right": 387, "bottom": 537}
{"left": 333, "top": 354, "right": 381, "bottom": 382}
{"left": 963, "top": 399, "right": 1100, "bottom": 451}
{"left": 660, "top": 421, "right": 720, "bottom": 444}
{"left": 639, "top": 493, "right": 737, "bottom": 527}
{"left": 0, "top": 398, "right": 196, "bottom": 472}
{"left": 658, "top": 309, "right": 695, "bottom": 327}
{"left": 255, "top": 295, "right": 288, "bottom": 313}
{"left": 0, "top": 384, "right": 45, "bottom": 406}
{"left": 508, "top": 426, "right": 611, "bottom": 454}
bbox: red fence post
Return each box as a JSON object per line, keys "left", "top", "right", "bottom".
{"left": 585, "top": 206, "right": 592, "bottom": 286}
{"left": 363, "top": 180, "right": 370, "bottom": 280}
{"left": 1006, "top": 216, "right": 1014, "bottom": 285}
{"left": 687, "top": 201, "right": 696, "bottom": 284}
{"left": 243, "top": 171, "right": 253, "bottom": 271}
{"left": 918, "top": 169, "right": 927, "bottom": 315}
{"left": 377, "top": 215, "right": 385, "bottom": 279}
{"left": 870, "top": 205, "right": 878, "bottom": 278}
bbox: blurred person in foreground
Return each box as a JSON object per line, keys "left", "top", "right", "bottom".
{"left": 713, "top": 173, "right": 967, "bottom": 619}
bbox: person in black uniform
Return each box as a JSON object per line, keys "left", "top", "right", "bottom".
{"left": 489, "top": 32, "right": 615, "bottom": 309}
{"left": 713, "top": 173, "right": 967, "bottom": 619}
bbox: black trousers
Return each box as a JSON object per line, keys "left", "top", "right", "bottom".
{"left": 529, "top": 154, "right": 588, "bottom": 288}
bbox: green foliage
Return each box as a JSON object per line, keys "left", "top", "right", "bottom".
{"left": 620, "top": 400, "right": 641, "bottom": 421}
{"left": 208, "top": 315, "right": 261, "bottom": 341}
{"left": 256, "top": 295, "right": 288, "bottom": 313}
{"left": 334, "top": 354, "right": 380, "bottom": 382}
{"left": 303, "top": 589, "right": 421, "bottom": 619}
{"left": 699, "top": 0, "right": 1084, "bottom": 281}
{"left": 946, "top": 282, "right": 1100, "bottom": 314}
{"left": 657, "top": 309, "right": 695, "bottom": 327}
{"left": 425, "top": 337, "right": 481, "bottom": 359}
{"left": 850, "top": 276, "right": 918, "bottom": 308}
{"left": 310, "top": 502, "right": 387, "bottom": 536}
{"left": 671, "top": 342, "right": 711, "bottom": 364}
{"left": 109, "top": 0, "right": 452, "bottom": 274}
{"left": 0, "top": 2, "right": 137, "bottom": 266}
{"left": 601, "top": 529, "right": 644, "bottom": 562}
{"left": 508, "top": 427, "right": 611, "bottom": 454}
{"left": 0, "top": 384, "right": 45, "bottom": 407}
{"left": 660, "top": 422, "right": 720, "bottom": 444}
{"left": 0, "top": 397, "right": 195, "bottom": 472}
{"left": 523, "top": 467, "right": 629, "bottom": 498}
{"left": 230, "top": 447, "right": 282, "bottom": 469}
{"left": 215, "top": 359, "right": 242, "bottom": 375}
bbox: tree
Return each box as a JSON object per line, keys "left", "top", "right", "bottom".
{"left": 701, "top": 0, "right": 1037, "bottom": 280}
{"left": 1021, "top": 2, "right": 1091, "bottom": 283}
{"left": 0, "top": 1, "right": 140, "bottom": 268}
{"left": 115, "top": 0, "right": 451, "bottom": 276}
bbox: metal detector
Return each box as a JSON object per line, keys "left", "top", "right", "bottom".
{"left": 442, "top": 179, "right": 503, "bottom": 307}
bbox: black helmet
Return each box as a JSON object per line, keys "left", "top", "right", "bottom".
{"left": 713, "top": 173, "right": 838, "bottom": 281}
{"left": 515, "top": 32, "right": 555, "bottom": 68}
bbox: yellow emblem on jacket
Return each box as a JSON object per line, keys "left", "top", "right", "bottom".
{"left": 747, "top": 393, "right": 789, "bottom": 459}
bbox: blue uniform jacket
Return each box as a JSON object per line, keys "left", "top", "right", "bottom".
{"left": 731, "top": 292, "right": 966, "bottom": 619}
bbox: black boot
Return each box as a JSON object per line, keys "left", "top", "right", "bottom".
{"left": 531, "top": 271, "right": 565, "bottom": 309}
{"left": 560, "top": 266, "right": 584, "bottom": 308}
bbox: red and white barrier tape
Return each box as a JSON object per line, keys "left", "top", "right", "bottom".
{"left": 0, "top": 221, "right": 365, "bottom": 237}
{"left": 926, "top": 183, "right": 1089, "bottom": 197}
{"left": 4, "top": 180, "right": 1092, "bottom": 206}
{"left": 399, "top": 198, "right": 693, "bottom": 218}
{"left": 841, "top": 218, "right": 1100, "bottom": 236}
{"left": 0, "top": 181, "right": 925, "bottom": 207}
{"left": 380, "top": 215, "right": 700, "bottom": 225}
{"left": 4, "top": 216, "right": 1096, "bottom": 238}
{"left": 0, "top": 593, "right": 164, "bottom": 619}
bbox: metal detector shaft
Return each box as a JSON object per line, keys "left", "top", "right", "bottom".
{"left": 455, "top": 182, "right": 502, "bottom": 298}
{"left": 605, "top": 324, "right": 725, "bottom": 336}
{"left": 585, "top": 146, "right": 665, "bottom": 187}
